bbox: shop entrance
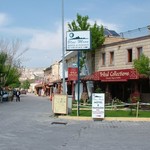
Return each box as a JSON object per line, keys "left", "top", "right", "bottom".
{"left": 96, "top": 81, "right": 133, "bottom": 102}
{"left": 109, "top": 82, "right": 133, "bottom": 102}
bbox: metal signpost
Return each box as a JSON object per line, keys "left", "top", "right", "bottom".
{"left": 66, "top": 31, "right": 91, "bottom": 116}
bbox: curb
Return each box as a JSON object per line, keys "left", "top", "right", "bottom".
{"left": 58, "top": 116, "right": 150, "bottom": 122}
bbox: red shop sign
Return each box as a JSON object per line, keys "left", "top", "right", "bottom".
{"left": 68, "top": 67, "right": 78, "bottom": 81}
{"left": 93, "top": 69, "right": 139, "bottom": 82}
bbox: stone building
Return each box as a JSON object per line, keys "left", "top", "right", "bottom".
{"left": 83, "top": 34, "right": 150, "bottom": 103}
{"left": 43, "top": 61, "right": 61, "bottom": 97}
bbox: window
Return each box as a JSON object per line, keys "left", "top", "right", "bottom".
{"left": 102, "top": 53, "right": 106, "bottom": 65}
{"left": 137, "top": 47, "right": 143, "bottom": 59}
{"left": 127, "top": 49, "right": 132, "bottom": 62}
{"left": 110, "top": 51, "right": 114, "bottom": 65}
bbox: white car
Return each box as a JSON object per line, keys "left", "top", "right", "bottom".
{"left": 2, "top": 91, "right": 8, "bottom": 101}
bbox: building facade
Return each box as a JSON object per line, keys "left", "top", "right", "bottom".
{"left": 43, "top": 61, "right": 61, "bottom": 97}
{"left": 83, "top": 35, "right": 150, "bottom": 103}
{"left": 37, "top": 27, "right": 150, "bottom": 104}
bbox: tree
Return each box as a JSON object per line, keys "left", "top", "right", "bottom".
{"left": 0, "top": 52, "right": 8, "bottom": 87}
{"left": 68, "top": 13, "right": 105, "bottom": 71}
{"left": 68, "top": 13, "right": 90, "bottom": 31}
{"left": 90, "top": 22, "right": 105, "bottom": 52}
{"left": 21, "top": 80, "right": 30, "bottom": 89}
{"left": 90, "top": 22, "right": 105, "bottom": 72}
{"left": 0, "top": 38, "right": 28, "bottom": 68}
{"left": 0, "top": 51, "right": 21, "bottom": 87}
{"left": 0, "top": 38, "right": 28, "bottom": 87}
{"left": 133, "top": 54, "right": 150, "bottom": 75}
{"left": 5, "top": 67, "right": 21, "bottom": 87}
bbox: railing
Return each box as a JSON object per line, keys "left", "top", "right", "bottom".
{"left": 72, "top": 102, "right": 150, "bottom": 117}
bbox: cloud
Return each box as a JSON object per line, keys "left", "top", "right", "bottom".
{"left": 0, "top": 18, "right": 120, "bottom": 51}
{"left": 66, "top": 18, "right": 121, "bottom": 32}
{"left": 29, "top": 27, "right": 62, "bottom": 51}
{"left": 0, "top": 25, "right": 62, "bottom": 50}
{"left": 0, "top": 18, "right": 121, "bottom": 68}
{"left": 0, "top": 13, "right": 11, "bottom": 26}
{"left": 89, "top": 19, "right": 121, "bottom": 32}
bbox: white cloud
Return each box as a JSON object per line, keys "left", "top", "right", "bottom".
{"left": 0, "top": 25, "right": 62, "bottom": 51}
{"left": 29, "top": 27, "right": 62, "bottom": 50}
{"left": 0, "top": 13, "right": 11, "bottom": 26}
{"left": 0, "top": 18, "right": 121, "bottom": 67}
{"left": 0, "top": 26, "right": 41, "bottom": 36}
{"left": 0, "top": 18, "right": 120, "bottom": 52}
{"left": 66, "top": 18, "right": 120, "bottom": 32}
{"left": 89, "top": 19, "right": 121, "bottom": 32}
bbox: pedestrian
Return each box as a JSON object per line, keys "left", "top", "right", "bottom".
{"left": 0, "top": 89, "right": 3, "bottom": 103}
{"left": 16, "top": 90, "right": 20, "bottom": 102}
{"left": 11, "top": 90, "right": 15, "bottom": 101}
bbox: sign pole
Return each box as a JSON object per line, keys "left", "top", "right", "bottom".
{"left": 62, "top": 0, "right": 66, "bottom": 94}
{"left": 77, "top": 51, "right": 80, "bottom": 116}
{"left": 66, "top": 31, "right": 91, "bottom": 116}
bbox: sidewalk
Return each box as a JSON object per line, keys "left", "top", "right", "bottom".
{"left": 58, "top": 115, "right": 150, "bottom": 122}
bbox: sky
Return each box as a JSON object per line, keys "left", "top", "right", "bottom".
{"left": 0, "top": 0, "right": 150, "bottom": 68}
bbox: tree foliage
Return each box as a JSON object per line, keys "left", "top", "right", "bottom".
{"left": 21, "top": 80, "right": 30, "bottom": 89}
{"left": 0, "top": 51, "right": 21, "bottom": 87}
{"left": 90, "top": 22, "right": 105, "bottom": 51}
{"left": 5, "top": 67, "right": 21, "bottom": 87}
{"left": 0, "top": 39, "right": 28, "bottom": 88}
{"left": 0, "top": 51, "right": 7, "bottom": 75}
{"left": 68, "top": 13, "right": 90, "bottom": 31}
{"left": 133, "top": 54, "right": 150, "bottom": 75}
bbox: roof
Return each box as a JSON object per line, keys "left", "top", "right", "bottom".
{"left": 104, "top": 28, "right": 120, "bottom": 37}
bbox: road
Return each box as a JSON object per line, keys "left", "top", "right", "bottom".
{"left": 0, "top": 93, "right": 150, "bottom": 150}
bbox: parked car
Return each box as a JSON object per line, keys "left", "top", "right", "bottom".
{"left": 20, "top": 90, "right": 27, "bottom": 94}
{"left": 2, "top": 91, "right": 8, "bottom": 101}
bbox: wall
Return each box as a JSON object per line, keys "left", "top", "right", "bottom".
{"left": 95, "top": 35, "right": 150, "bottom": 72}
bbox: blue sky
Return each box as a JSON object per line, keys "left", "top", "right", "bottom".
{"left": 0, "top": 0, "right": 150, "bottom": 68}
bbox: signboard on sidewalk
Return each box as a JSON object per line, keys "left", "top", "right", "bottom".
{"left": 92, "top": 93, "right": 105, "bottom": 119}
{"left": 53, "top": 94, "right": 68, "bottom": 114}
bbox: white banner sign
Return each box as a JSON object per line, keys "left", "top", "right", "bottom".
{"left": 66, "top": 31, "right": 91, "bottom": 50}
{"left": 92, "top": 93, "right": 105, "bottom": 118}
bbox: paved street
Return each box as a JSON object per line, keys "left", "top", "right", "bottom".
{"left": 0, "top": 93, "right": 150, "bottom": 150}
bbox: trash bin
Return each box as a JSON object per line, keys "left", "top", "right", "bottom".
{"left": 68, "top": 95, "right": 73, "bottom": 114}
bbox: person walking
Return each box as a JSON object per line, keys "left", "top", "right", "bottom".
{"left": 16, "top": 90, "right": 20, "bottom": 102}
{"left": 0, "top": 89, "right": 3, "bottom": 103}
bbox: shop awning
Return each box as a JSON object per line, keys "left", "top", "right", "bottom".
{"left": 81, "top": 74, "right": 95, "bottom": 81}
{"left": 81, "top": 69, "right": 139, "bottom": 82}
{"left": 48, "top": 82, "right": 53, "bottom": 86}
{"left": 52, "top": 79, "right": 62, "bottom": 83}
{"left": 35, "top": 84, "right": 44, "bottom": 88}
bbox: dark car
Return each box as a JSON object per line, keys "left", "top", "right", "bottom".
{"left": 20, "top": 90, "right": 27, "bottom": 94}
